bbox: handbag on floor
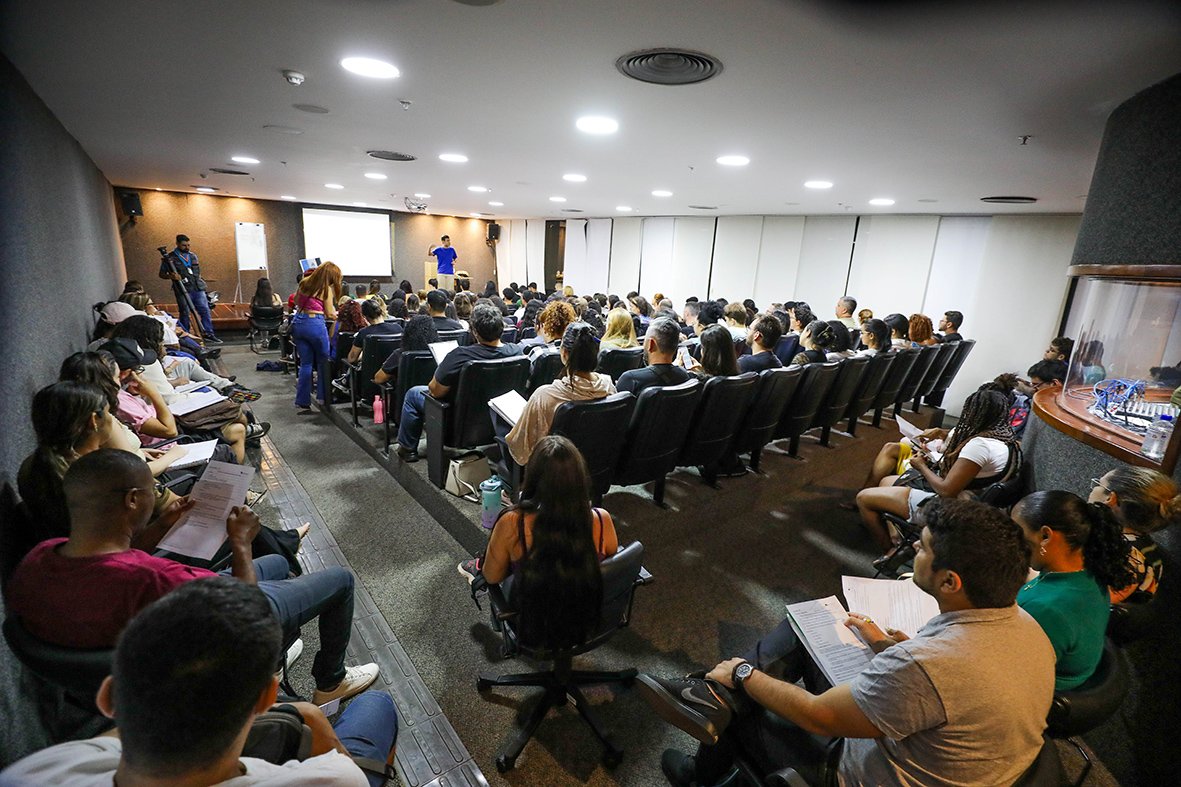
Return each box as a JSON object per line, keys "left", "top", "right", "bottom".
{"left": 444, "top": 452, "right": 491, "bottom": 503}
{"left": 242, "top": 704, "right": 395, "bottom": 785}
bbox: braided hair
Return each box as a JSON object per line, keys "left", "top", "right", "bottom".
{"left": 937, "top": 388, "right": 1015, "bottom": 476}
{"left": 1014, "top": 491, "right": 1135, "bottom": 590}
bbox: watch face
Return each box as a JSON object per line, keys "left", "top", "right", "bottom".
{"left": 735, "top": 663, "right": 754, "bottom": 681}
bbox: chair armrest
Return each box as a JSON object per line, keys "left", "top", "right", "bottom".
{"left": 767, "top": 767, "right": 811, "bottom": 787}
{"left": 161, "top": 472, "right": 198, "bottom": 491}
{"left": 424, "top": 394, "right": 451, "bottom": 487}
{"left": 637, "top": 566, "right": 655, "bottom": 585}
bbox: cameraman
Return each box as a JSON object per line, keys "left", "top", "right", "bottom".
{"left": 159, "top": 233, "right": 220, "bottom": 343}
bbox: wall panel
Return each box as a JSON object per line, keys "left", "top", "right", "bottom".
{"left": 662, "top": 217, "right": 715, "bottom": 307}
{"left": 709, "top": 216, "right": 762, "bottom": 301}
{"left": 561, "top": 219, "right": 588, "bottom": 295}
{"left": 754, "top": 217, "right": 806, "bottom": 305}
{"left": 607, "top": 217, "right": 642, "bottom": 295}
{"left": 922, "top": 216, "right": 991, "bottom": 327}
{"left": 795, "top": 216, "right": 857, "bottom": 315}
{"left": 846, "top": 215, "right": 940, "bottom": 319}
{"left": 525, "top": 219, "right": 547, "bottom": 289}
{"left": 638, "top": 217, "right": 676, "bottom": 302}
{"left": 584, "top": 218, "right": 612, "bottom": 295}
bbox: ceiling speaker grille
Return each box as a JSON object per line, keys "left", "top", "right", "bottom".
{"left": 209, "top": 167, "right": 250, "bottom": 175}
{"left": 616, "top": 48, "right": 722, "bottom": 85}
{"left": 369, "top": 150, "right": 417, "bottom": 162}
{"left": 980, "top": 195, "right": 1037, "bottom": 204}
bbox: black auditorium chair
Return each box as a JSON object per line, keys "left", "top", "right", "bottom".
{"left": 924, "top": 339, "right": 975, "bottom": 408}
{"left": 501, "top": 327, "right": 517, "bottom": 344}
{"left": 733, "top": 366, "right": 804, "bottom": 472}
{"left": 613, "top": 379, "right": 701, "bottom": 507}
{"left": 774, "top": 335, "right": 800, "bottom": 366}
{"left": 869, "top": 348, "right": 919, "bottom": 427}
{"left": 380, "top": 350, "right": 437, "bottom": 453}
{"left": 811, "top": 355, "right": 870, "bottom": 447}
{"left": 841, "top": 352, "right": 895, "bottom": 437}
{"left": 331, "top": 331, "right": 356, "bottom": 379}
{"left": 678, "top": 373, "right": 759, "bottom": 486}
{"left": 437, "top": 328, "right": 468, "bottom": 347}
{"left": 248, "top": 304, "right": 285, "bottom": 354}
{"left": 1046, "top": 640, "right": 1129, "bottom": 786}
{"left": 526, "top": 349, "right": 565, "bottom": 395}
{"left": 892, "top": 344, "right": 941, "bottom": 419}
{"left": 775, "top": 362, "right": 841, "bottom": 458}
{"left": 495, "top": 393, "right": 636, "bottom": 505}
{"left": 597, "top": 347, "right": 645, "bottom": 380}
{"left": 348, "top": 335, "right": 402, "bottom": 427}
{"left": 424, "top": 356, "right": 530, "bottom": 488}
{"left": 477, "top": 541, "right": 651, "bottom": 773}
{"left": 518, "top": 326, "right": 537, "bottom": 341}
{"left": 910, "top": 342, "right": 956, "bottom": 412}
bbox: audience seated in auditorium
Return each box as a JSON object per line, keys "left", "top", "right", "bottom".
{"left": 115, "top": 314, "right": 240, "bottom": 396}
{"left": 1005, "top": 360, "right": 1067, "bottom": 437}
{"left": 396, "top": 304, "right": 522, "bottom": 462}
{"left": 405, "top": 292, "right": 421, "bottom": 315}
{"left": 334, "top": 288, "right": 368, "bottom": 336}
{"left": 120, "top": 291, "right": 209, "bottom": 361}
{"left": 834, "top": 296, "right": 858, "bottom": 330}
{"left": 1012, "top": 491, "right": 1132, "bottom": 689}
{"left": 1044, "top": 335, "right": 1074, "bottom": 364}
{"left": 498, "top": 323, "right": 615, "bottom": 467}
{"left": 792, "top": 319, "right": 835, "bottom": 365}
{"left": 681, "top": 301, "right": 701, "bottom": 338}
{"left": 855, "top": 318, "right": 890, "bottom": 357}
{"left": 1093, "top": 467, "right": 1181, "bottom": 603}
{"left": 738, "top": 314, "right": 784, "bottom": 373}
{"left": 600, "top": 307, "right": 639, "bottom": 351}
{"left": 628, "top": 295, "right": 653, "bottom": 332}
{"left": 723, "top": 302, "right": 749, "bottom": 340}
{"left": 854, "top": 386, "right": 1020, "bottom": 550}
{"left": 857, "top": 307, "right": 873, "bottom": 327}
{"left": 346, "top": 298, "right": 403, "bottom": 364}
{"left": 938, "top": 310, "right": 964, "bottom": 343}
{"left": 374, "top": 313, "right": 439, "bottom": 386}
{"left": 909, "top": 314, "right": 939, "bottom": 346}
{"left": 787, "top": 303, "right": 814, "bottom": 335}
{"left": 1, "top": 578, "right": 397, "bottom": 786}
{"left": 617, "top": 318, "right": 692, "bottom": 395}
{"left": 251, "top": 277, "right": 284, "bottom": 309}
{"left": 6, "top": 449, "right": 379, "bottom": 704}
{"left": 638, "top": 498, "right": 1054, "bottom": 787}
{"left": 824, "top": 319, "right": 856, "bottom": 360}
{"left": 684, "top": 324, "right": 739, "bottom": 378}
{"left": 884, "top": 313, "right": 911, "bottom": 348}
{"left": 427, "top": 289, "right": 463, "bottom": 332}
{"left": 523, "top": 301, "right": 576, "bottom": 360}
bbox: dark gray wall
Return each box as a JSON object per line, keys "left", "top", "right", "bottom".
{"left": 1072, "top": 71, "right": 1181, "bottom": 266}
{"left": 0, "top": 54, "right": 126, "bottom": 485}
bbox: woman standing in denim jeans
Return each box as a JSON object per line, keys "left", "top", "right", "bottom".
{"left": 292, "top": 261, "right": 342, "bottom": 409}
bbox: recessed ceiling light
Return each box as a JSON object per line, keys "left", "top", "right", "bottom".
{"left": 340, "top": 57, "right": 400, "bottom": 79}
{"left": 576, "top": 115, "right": 619, "bottom": 135}
{"left": 439, "top": 153, "right": 468, "bottom": 163}
{"left": 414, "top": 192, "right": 431, "bottom": 198}
{"left": 195, "top": 187, "right": 216, "bottom": 193}
{"left": 280, "top": 195, "right": 297, "bottom": 200}
{"left": 616, "top": 206, "right": 633, "bottom": 212}
{"left": 652, "top": 189, "right": 672, "bottom": 197}
{"left": 489, "top": 201, "right": 504, "bottom": 206}
{"left": 325, "top": 183, "right": 344, "bottom": 189}
{"left": 869, "top": 198, "right": 895, "bottom": 206}
{"left": 563, "top": 173, "right": 587, "bottom": 182}
{"left": 364, "top": 172, "right": 387, "bottom": 180}
{"left": 231, "top": 155, "right": 260, "bottom": 165}
{"left": 549, "top": 196, "right": 567, "bottom": 202}
{"left": 804, "top": 180, "right": 833, "bottom": 190}
{"left": 467, "top": 185, "right": 488, "bottom": 193}
{"left": 716, "top": 155, "right": 749, "bottom": 167}
{"left": 352, "top": 202, "right": 368, "bottom": 207}
{"left": 470, "top": 212, "right": 484, "bottom": 217}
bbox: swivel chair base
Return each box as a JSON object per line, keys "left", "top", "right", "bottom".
{"left": 477, "top": 659, "right": 637, "bottom": 772}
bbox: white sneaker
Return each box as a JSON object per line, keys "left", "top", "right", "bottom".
{"left": 274, "top": 638, "right": 303, "bottom": 678}
{"left": 312, "top": 663, "right": 380, "bottom": 705}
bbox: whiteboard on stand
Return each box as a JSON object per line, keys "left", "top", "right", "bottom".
{"left": 235, "top": 222, "right": 268, "bottom": 270}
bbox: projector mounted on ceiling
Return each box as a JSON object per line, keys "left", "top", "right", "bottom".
{"left": 404, "top": 197, "right": 427, "bottom": 212}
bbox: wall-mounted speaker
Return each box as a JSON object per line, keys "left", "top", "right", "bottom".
{"left": 487, "top": 222, "right": 501, "bottom": 241}
{"left": 119, "top": 191, "right": 143, "bottom": 216}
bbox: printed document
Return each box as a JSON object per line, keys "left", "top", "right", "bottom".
{"left": 489, "top": 390, "right": 528, "bottom": 426}
{"left": 157, "top": 461, "right": 254, "bottom": 560}
{"left": 172, "top": 380, "right": 213, "bottom": 394}
{"left": 168, "top": 389, "right": 227, "bottom": 416}
{"left": 785, "top": 596, "right": 872, "bottom": 686}
{"left": 165, "top": 439, "right": 219, "bottom": 471}
{"left": 841, "top": 576, "right": 940, "bottom": 638}
{"left": 428, "top": 340, "right": 459, "bottom": 365}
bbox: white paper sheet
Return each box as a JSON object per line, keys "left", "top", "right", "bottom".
{"left": 896, "top": 415, "right": 922, "bottom": 441}
{"left": 157, "top": 461, "right": 255, "bottom": 560}
{"left": 168, "top": 390, "right": 227, "bottom": 416}
{"left": 172, "top": 380, "right": 213, "bottom": 394}
{"left": 785, "top": 596, "right": 872, "bottom": 686}
{"left": 428, "top": 340, "right": 459, "bottom": 365}
{"left": 165, "top": 439, "right": 219, "bottom": 470}
{"left": 488, "top": 390, "right": 528, "bottom": 426}
{"left": 841, "top": 576, "right": 940, "bottom": 638}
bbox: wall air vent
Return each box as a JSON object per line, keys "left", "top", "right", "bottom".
{"left": 688, "top": 205, "right": 718, "bottom": 210}
{"left": 561, "top": 208, "right": 584, "bottom": 213}
{"left": 616, "top": 48, "right": 722, "bottom": 86}
{"left": 293, "top": 103, "right": 330, "bottom": 114}
{"left": 369, "top": 150, "right": 418, "bottom": 162}
{"left": 980, "top": 196, "right": 1037, "bottom": 204}
{"left": 209, "top": 168, "right": 250, "bottom": 175}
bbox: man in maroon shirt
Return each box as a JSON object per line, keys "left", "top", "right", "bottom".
{"left": 6, "top": 449, "right": 379, "bottom": 705}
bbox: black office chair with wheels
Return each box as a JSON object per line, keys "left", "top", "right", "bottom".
{"left": 248, "top": 305, "right": 285, "bottom": 354}
{"left": 924, "top": 340, "right": 975, "bottom": 408}
{"left": 1047, "top": 639, "right": 1129, "bottom": 786}
{"left": 424, "top": 355, "right": 530, "bottom": 488}
{"left": 775, "top": 362, "right": 841, "bottom": 458}
{"left": 840, "top": 352, "right": 895, "bottom": 437}
{"left": 614, "top": 379, "right": 701, "bottom": 507}
{"left": 597, "top": 347, "right": 645, "bottom": 380}
{"left": 526, "top": 350, "right": 565, "bottom": 395}
{"left": 869, "top": 348, "right": 919, "bottom": 427}
{"left": 348, "top": 334, "right": 402, "bottom": 427}
{"left": 380, "top": 350, "right": 437, "bottom": 453}
{"left": 678, "top": 373, "right": 759, "bottom": 485}
{"left": 910, "top": 342, "right": 956, "bottom": 412}
{"left": 810, "top": 356, "right": 870, "bottom": 447}
{"left": 477, "top": 541, "right": 651, "bottom": 772}
{"left": 892, "top": 344, "right": 940, "bottom": 419}
{"left": 733, "top": 366, "right": 805, "bottom": 472}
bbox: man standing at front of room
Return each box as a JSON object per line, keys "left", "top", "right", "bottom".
{"left": 429, "top": 235, "right": 458, "bottom": 292}
{"left": 159, "top": 233, "right": 220, "bottom": 343}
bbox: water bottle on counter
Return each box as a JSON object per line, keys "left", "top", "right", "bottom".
{"left": 1140, "top": 414, "right": 1174, "bottom": 461}
{"left": 480, "top": 476, "right": 505, "bottom": 529}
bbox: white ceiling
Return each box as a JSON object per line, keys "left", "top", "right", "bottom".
{"left": 3, "top": 0, "right": 1180, "bottom": 220}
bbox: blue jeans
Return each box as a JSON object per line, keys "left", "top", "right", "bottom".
{"left": 292, "top": 313, "right": 330, "bottom": 407}
{"left": 241, "top": 555, "right": 356, "bottom": 690}
{"left": 177, "top": 288, "right": 217, "bottom": 338}
{"left": 397, "top": 384, "right": 430, "bottom": 450}
{"left": 334, "top": 691, "right": 399, "bottom": 787}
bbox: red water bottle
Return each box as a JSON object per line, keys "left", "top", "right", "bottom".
{"left": 373, "top": 395, "right": 384, "bottom": 424}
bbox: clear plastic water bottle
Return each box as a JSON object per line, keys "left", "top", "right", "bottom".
{"left": 1141, "top": 414, "right": 1174, "bottom": 461}
{"left": 480, "top": 476, "right": 505, "bottom": 529}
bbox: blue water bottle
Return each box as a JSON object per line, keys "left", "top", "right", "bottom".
{"left": 480, "top": 476, "right": 505, "bottom": 530}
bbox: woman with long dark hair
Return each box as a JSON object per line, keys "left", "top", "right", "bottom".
{"left": 855, "top": 317, "right": 890, "bottom": 357}
{"left": 1091, "top": 467, "right": 1181, "bottom": 602}
{"left": 884, "top": 313, "right": 911, "bottom": 348}
{"left": 687, "top": 324, "right": 739, "bottom": 378}
{"left": 462, "top": 436, "right": 616, "bottom": 650}
{"left": 292, "top": 261, "right": 343, "bottom": 409}
{"left": 251, "top": 277, "right": 283, "bottom": 308}
{"left": 1013, "top": 491, "right": 1133, "bottom": 689}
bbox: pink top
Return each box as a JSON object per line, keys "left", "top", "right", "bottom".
{"left": 117, "top": 390, "right": 162, "bottom": 447}
{"left": 295, "top": 292, "right": 325, "bottom": 313}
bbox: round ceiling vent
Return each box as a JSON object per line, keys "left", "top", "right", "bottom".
{"left": 368, "top": 150, "right": 417, "bottom": 162}
{"left": 616, "top": 48, "right": 722, "bottom": 86}
{"left": 209, "top": 167, "right": 250, "bottom": 175}
{"left": 980, "top": 196, "right": 1037, "bottom": 204}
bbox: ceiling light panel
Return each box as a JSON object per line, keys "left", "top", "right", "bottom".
{"left": 340, "top": 57, "right": 400, "bottom": 79}
{"left": 563, "top": 173, "right": 587, "bottom": 182}
{"left": 325, "top": 183, "right": 344, "bottom": 189}
{"left": 576, "top": 116, "right": 619, "bottom": 134}
{"left": 467, "top": 185, "right": 488, "bottom": 192}
{"left": 868, "top": 197, "right": 895, "bottom": 206}
{"left": 804, "top": 180, "right": 833, "bottom": 189}
{"left": 439, "top": 153, "right": 468, "bottom": 163}
{"left": 231, "top": 155, "right": 260, "bottom": 164}
{"left": 716, "top": 155, "right": 749, "bottom": 166}
{"left": 652, "top": 189, "right": 672, "bottom": 197}
{"left": 364, "top": 172, "right": 387, "bottom": 180}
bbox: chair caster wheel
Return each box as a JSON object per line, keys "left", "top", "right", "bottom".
{"left": 602, "top": 749, "right": 623, "bottom": 768}
{"left": 476, "top": 678, "right": 492, "bottom": 692}
{"left": 495, "top": 754, "right": 515, "bottom": 772}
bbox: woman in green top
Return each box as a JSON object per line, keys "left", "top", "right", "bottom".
{"left": 1012, "top": 491, "right": 1133, "bottom": 690}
